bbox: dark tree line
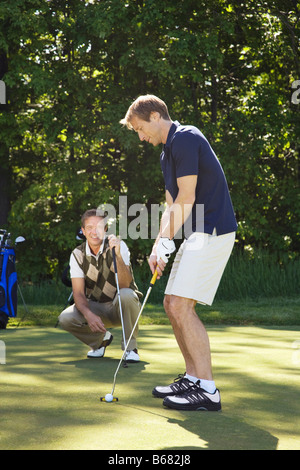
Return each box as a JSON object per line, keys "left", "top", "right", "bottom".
{"left": 0, "top": 0, "right": 299, "bottom": 280}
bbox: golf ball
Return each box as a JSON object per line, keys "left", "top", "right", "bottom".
{"left": 105, "top": 393, "right": 113, "bottom": 402}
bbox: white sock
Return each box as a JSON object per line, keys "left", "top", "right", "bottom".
{"left": 185, "top": 374, "right": 216, "bottom": 394}
{"left": 185, "top": 373, "right": 198, "bottom": 383}
{"left": 199, "top": 379, "right": 216, "bottom": 394}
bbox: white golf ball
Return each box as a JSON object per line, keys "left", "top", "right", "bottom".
{"left": 105, "top": 393, "right": 113, "bottom": 402}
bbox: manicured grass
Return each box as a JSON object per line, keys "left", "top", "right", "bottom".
{"left": 0, "top": 325, "right": 299, "bottom": 450}
{"left": 2, "top": 291, "right": 299, "bottom": 450}
{"left": 2, "top": 250, "right": 298, "bottom": 450}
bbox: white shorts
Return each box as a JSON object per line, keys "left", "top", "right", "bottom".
{"left": 165, "top": 230, "right": 236, "bottom": 306}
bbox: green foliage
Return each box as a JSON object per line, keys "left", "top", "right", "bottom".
{"left": 0, "top": 0, "right": 299, "bottom": 280}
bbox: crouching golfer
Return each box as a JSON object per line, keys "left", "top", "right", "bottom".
{"left": 58, "top": 209, "right": 141, "bottom": 362}
{"left": 120, "top": 95, "right": 237, "bottom": 410}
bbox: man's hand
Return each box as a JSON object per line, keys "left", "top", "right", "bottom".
{"left": 72, "top": 278, "right": 106, "bottom": 332}
{"left": 148, "top": 253, "right": 165, "bottom": 278}
{"left": 85, "top": 311, "right": 106, "bottom": 333}
{"left": 156, "top": 237, "right": 176, "bottom": 263}
{"left": 107, "top": 234, "right": 132, "bottom": 288}
{"left": 148, "top": 238, "right": 176, "bottom": 278}
{"left": 108, "top": 234, "right": 121, "bottom": 255}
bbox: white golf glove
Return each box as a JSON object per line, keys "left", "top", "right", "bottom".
{"left": 156, "top": 237, "right": 176, "bottom": 263}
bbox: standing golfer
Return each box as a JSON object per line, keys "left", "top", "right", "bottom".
{"left": 120, "top": 95, "right": 237, "bottom": 410}
{"left": 58, "top": 209, "right": 141, "bottom": 362}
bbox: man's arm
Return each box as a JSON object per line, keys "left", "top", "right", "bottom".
{"left": 108, "top": 235, "right": 133, "bottom": 288}
{"left": 162, "top": 175, "right": 197, "bottom": 239}
{"left": 149, "top": 175, "right": 197, "bottom": 276}
{"left": 72, "top": 277, "right": 106, "bottom": 333}
{"left": 148, "top": 192, "right": 172, "bottom": 276}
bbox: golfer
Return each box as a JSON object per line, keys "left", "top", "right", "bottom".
{"left": 58, "top": 209, "right": 141, "bottom": 362}
{"left": 120, "top": 95, "right": 237, "bottom": 410}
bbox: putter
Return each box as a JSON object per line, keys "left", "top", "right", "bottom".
{"left": 100, "top": 268, "right": 158, "bottom": 403}
{"left": 111, "top": 246, "right": 128, "bottom": 368}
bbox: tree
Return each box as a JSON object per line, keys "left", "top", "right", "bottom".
{"left": 0, "top": 0, "right": 299, "bottom": 281}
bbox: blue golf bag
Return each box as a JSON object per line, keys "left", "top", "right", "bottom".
{"left": 0, "top": 231, "right": 18, "bottom": 329}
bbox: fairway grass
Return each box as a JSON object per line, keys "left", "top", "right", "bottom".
{"left": 0, "top": 324, "right": 299, "bottom": 450}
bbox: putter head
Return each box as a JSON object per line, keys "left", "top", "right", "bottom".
{"left": 100, "top": 396, "right": 118, "bottom": 403}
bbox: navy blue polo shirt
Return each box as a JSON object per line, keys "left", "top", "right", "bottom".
{"left": 160, "top": 121, "right": 237, "bottom": 236}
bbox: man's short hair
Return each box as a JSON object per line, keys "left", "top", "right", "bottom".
{"left": 81, "top": 208, "right": 108, "bottom": 227}
{"left": 120, "top": 94, "right": 171, "bottom": 129}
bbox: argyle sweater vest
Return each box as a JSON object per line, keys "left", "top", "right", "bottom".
{"left": 72, "top": 239, "right": 142, "bottom": 303}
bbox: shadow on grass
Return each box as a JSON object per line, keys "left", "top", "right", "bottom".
{"left": 1, "top": 325, "right": 299, "bottom": 449}
{"left": 165, "top": 414, "right": 278, "bottom": 450}
{"left": 119, "top": 402, "right": 278, "bottom": 450}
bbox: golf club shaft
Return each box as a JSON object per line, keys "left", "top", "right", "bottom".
{"left": 112, "top": 247, "right": 127, "bottom": 352}
{"left": 111, "top": 269, "right": 158, "bottom": 395}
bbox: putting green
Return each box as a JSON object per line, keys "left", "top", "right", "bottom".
{"left": 0, "top": 325, "right": 299, "bottom": 450}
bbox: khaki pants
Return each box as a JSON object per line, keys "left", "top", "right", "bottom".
{"left": 58, "top": 288, "right": 140, "bottom": 351}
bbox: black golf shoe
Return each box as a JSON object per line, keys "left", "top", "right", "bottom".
{"left": 163, "top": 381, "right": 221, "bottom": 411}
{"left": 152, "top": 374, "right": 195, "bottom": 398}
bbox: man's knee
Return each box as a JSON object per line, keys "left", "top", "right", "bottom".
{"left": 164, "top": 295, "right": 192, "bottom": 324}
{"left": 164, "top": 295, "right": 181, "bottom": 320}
{"left": 120, "top": 288, "right": 139, "bottom": 306}
{"left": 58, "top": 307, "right": 79, "bottom": 330}
{"left": 57, "top": 311, "right": 69, "bottom": 329}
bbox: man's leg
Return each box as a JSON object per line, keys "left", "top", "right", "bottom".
{"left": 154, "top": 294, "right": 221, "bottom": 410}
{"left": 58, "top": 303, "right": 108, "bottom": 351}
{"left": 163, "top": 294, "right": 213, "bottom": 380}
{"left": 111, "top": 288, "right": 140, "bottom": 351}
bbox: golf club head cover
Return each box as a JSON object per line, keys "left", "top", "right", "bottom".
{"left": 156, "top": 237, "right": 176, "bottom": 263}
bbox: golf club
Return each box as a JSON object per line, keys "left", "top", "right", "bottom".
{"left": 100, "top": 268, "right": 158, "bottom": 403}
{"left": 112, "top": 246, "right": 128, "bottom": 368}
